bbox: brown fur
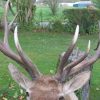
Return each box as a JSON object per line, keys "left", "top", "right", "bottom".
{"left": 29, "top": 76, "right": 62, "bottom": 100}
{"left": 25, "top": 76, "right": 78, "bottom": 100}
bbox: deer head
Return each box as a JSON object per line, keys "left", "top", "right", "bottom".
{"left": 0, "top": 0, "right": 100, "bottom": 100}
{"left": 8, "top": 64, "right": 90, "bottom": 100}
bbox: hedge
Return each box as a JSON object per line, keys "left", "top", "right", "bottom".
{"left": 63, "top": 8, "right": 100, "bottom": 34}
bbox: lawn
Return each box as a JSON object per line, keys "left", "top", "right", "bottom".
{"left": 0, "top": 30, "right": 100, "bottom": 99}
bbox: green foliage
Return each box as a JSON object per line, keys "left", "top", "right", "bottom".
{"left": 63, "top": 8, "right": 100, "bottom": 34}
{"left": 91, "top": 0, "right": 100, "bottom": 8}
{"left": 45, "top": 0, "right": 60, "bottom": 15}
{"left": 11, "top": 0, "right": 36, "bottom": 25}
{"left": 35, "top": 6, "right": 64, "bottom": 22}
{"left": 35, "top": 6, "right": 52, "bottom": 21}
{"left": 51, "top": 20, "right": 63, "bottom": 32}
{"left": 48, "top": 16, "right": 64, "bottom": 33}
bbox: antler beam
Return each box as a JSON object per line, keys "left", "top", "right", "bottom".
{"left": 0, "top": 0, "right": 41, "bottom": 79}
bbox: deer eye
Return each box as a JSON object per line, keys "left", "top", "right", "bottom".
{"left": 26, "top": 92, "right": 29, "bottom": 96}
{"left": 59, "top": 96, "right": 65, "bottom": 100}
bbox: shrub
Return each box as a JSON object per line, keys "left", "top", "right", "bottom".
{"left": 51, "top": 20, "right": 64, "bottom": 33}
{"left": 63, "top": 8, "right": 100, "bottom": 34}
{"left": 91, "top": 0, "right": 100, "bottom": 8}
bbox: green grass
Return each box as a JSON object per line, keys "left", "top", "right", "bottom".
{"left": 0, "top": 30, "right": 100, "bottom": 99}
{"left": 35, "top": 6, "right": 64, "bottom": 22}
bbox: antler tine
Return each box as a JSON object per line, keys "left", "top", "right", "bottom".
{"left": 4, "top": 0, "right": 17, "bottom": 44}
{"left": 60, "top": 40, "right": 91, "bottom": 82}
{"left": 69, "top": 42, "right": 100, "bottom": 76}
{"left": 55, "top": 25, "right": 79, "bottom": 78}
{"left": 14, "top": 26, "right": 41, "bottom": 78}
{"left": 4, "top": 0, "right": 10, "bottom": 45}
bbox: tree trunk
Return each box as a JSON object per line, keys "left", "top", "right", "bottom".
{"left": 15, "top": 0, "right": 36, "bottom": 25}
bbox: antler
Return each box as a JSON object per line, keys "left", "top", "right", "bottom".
{"left": 68, "top": 43, "right": 100, "bottom": 76}
{"left": 55, "top": 25, "right": 100, "bottom": 82}
{"left": 55, "top": 25, "right": 79, "bottom": 79}
{"left": 60, "top": 41, "right": 91, "bottom": 82}
{"left": 0, "top": 0, "right": 41, "bottom": 79}
{"left": 64, "top": 41, "right": 90, "bottom": 72}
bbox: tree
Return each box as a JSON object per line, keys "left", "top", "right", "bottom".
{"left": 11, "top": 0, "right": 36, "bottom": 25}
{"left": 91, "top": 0, "right": 100, "bottom": 8}
{"left": 46, "top": 0, "right": 59, "bottom": 15}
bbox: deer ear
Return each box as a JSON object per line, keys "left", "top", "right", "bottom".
{"left": 63, "top": 71, "right": 90, "bottom": 94}
{"left": 8, "top": 63, "right": 33, "bottom": 90}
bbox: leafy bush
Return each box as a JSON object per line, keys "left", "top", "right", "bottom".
{"left": 63, "top": 8, "right": 100, "bottom": 34}
{"left": 51, "top": 20, "right": 64, "bottom": 33}
{"left": 91, "top": 0, "right": 100, "bottom": 8}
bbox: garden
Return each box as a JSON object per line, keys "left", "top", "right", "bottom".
{"left": 0, "top": 0, "right": 100, "bottom": 100}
